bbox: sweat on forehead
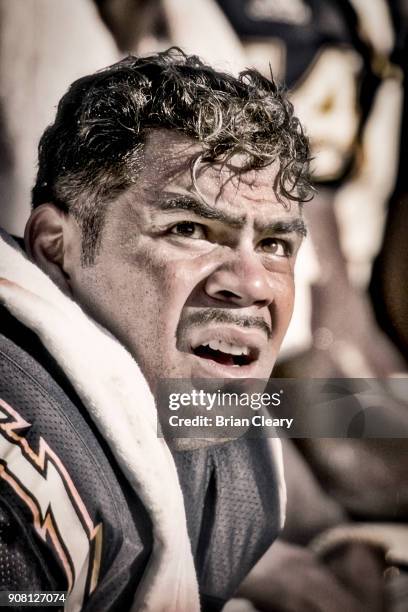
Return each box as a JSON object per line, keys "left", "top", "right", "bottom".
{"left": 138, "top": 130, "right": 291, "bottom": 207}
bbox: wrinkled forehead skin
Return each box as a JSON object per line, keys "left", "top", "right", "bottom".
{"left": 143, "top": 129, "right": 288, "bottom": 198}
{"left": 130, "top": 129, "right": 300, "bottom": 221}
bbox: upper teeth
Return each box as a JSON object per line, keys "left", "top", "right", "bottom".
{"left": 203, "top": 340, "right": 249, "bottom": 356}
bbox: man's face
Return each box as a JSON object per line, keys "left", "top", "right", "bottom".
{"left": 68, "top": 130, "right": 305, "bottom": 393}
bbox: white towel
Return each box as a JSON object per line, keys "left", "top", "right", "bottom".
{"left": 0, "top": 231, "right": 200, "bottom": 612}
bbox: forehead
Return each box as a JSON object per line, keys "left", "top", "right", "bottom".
{"left": 136, "top": 129, "right": 300, "bottom": 219}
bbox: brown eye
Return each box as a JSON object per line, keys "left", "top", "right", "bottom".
{"left": 169, "top": 221, "right": 206, "bottom": 239}
{"left": 259, "top": 238, "right": 289, "bottom": 257}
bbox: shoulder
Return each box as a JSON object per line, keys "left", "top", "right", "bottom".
{"left": 0, "top": 323, "right": 152, "bottom": 611}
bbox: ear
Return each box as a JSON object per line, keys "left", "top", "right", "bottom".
{"left": 24, "top": 204, "right": 74, "bottom": 295}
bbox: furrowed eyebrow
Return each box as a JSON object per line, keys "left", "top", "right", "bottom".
{"left": 153, "top": 193, "right": 307, "bottom": 237}
{"left": 156, "top": 194, "right": 245, "bottom": 227}
{"left": 255, "top": 218, "right": 307, "bottom": 238}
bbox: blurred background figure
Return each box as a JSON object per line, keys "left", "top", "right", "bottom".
{"left": 1, "top": 1, "right": 407, "bottom": 611}
{"left": 0, "top": 0, "right": 119, "bottom": 234}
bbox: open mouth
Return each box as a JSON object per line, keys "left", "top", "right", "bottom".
{"left": 192, "top": 340, "right": 256, "bottom": 367}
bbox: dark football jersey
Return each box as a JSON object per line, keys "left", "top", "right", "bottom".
{"left": 0, "top": 304, "right": 281, "bottom": 611}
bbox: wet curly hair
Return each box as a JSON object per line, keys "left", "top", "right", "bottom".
{"left": 33, "top": 47, "right": 312, "bottom": 265}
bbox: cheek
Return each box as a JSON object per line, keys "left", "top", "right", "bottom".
{"left": 273, "top": 276, "right": 295, "bottom": 339}
{"left": 115, "top": 250, "right": 195, "bottom": 339}
{"left": 138, "top": 245, "right": 215, "bottom": 310}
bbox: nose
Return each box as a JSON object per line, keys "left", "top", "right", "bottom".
{"left": 204, "top": 250, "right": 273, "bottom": 309}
